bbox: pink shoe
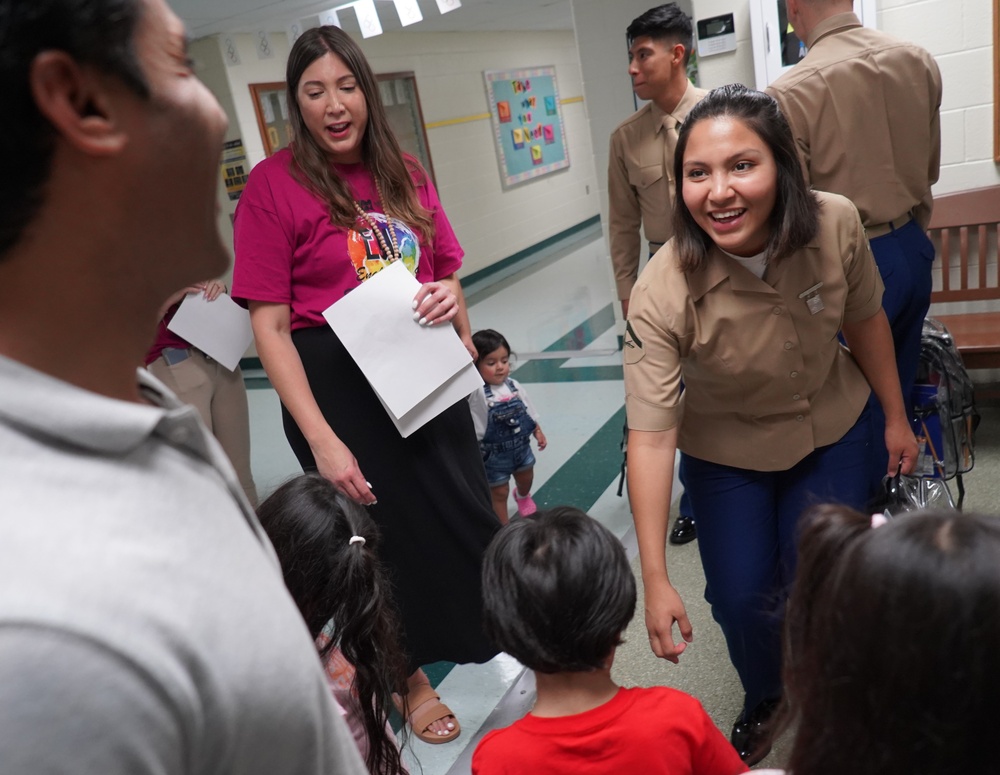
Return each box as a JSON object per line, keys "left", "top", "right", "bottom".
{"left": 513, "top": 490, "right": 537, "bottom": 517}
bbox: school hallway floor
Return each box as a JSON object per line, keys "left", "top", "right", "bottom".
{"left": 243, "top": 223, "right": 1000, "bottom": 774}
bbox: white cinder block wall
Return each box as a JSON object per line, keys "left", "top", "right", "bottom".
{"left": 880, "top": 0, "right": 998, "bottom": 195}
{"left": 213, "top": 29, "right": 600, "bottom": 278}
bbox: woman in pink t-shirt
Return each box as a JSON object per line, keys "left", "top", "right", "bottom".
{"left": 232, "top": 25, "right": 499, "bottom": 746}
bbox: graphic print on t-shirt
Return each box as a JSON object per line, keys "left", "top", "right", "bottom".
{"left": 347, "top": 211, "right": 420, "bottom": 283}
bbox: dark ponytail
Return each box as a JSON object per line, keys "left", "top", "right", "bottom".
{"left": 257, "top": 475, "right": 409, "bottom": 775}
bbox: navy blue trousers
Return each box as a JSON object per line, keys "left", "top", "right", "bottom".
{"left": 681, "top": 404, "right": 873, "bottom": 714}
{"left": 867, "top": 218, "right": 934, "bottom": 492}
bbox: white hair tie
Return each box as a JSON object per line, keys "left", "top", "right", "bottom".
{"left": 871, "top": 513, "right": 889, "bottom": 529}
{"left": 349, "top": 535, "right": 366, "bottom": 546}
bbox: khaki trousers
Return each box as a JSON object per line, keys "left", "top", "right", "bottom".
{"left": 148, "top": 350, "right": 258, "bottom": 505}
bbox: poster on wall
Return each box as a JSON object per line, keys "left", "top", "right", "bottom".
{"left": 483, "top": 66, "right": 569, "bottom": 188}
{"left": 220, "top": 139, "right": 249, "bottom": 202}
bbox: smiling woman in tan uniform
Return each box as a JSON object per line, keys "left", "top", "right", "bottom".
{"left": 623, "top": 84, "right": 918, "bottom": 766}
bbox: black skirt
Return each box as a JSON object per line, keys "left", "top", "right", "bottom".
{"left": 284, "top": 326, "right": 501, "bottom": 670}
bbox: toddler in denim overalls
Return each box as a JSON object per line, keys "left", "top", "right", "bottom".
{"left": 469, "top": 330, "right": 547, "bottom": 523}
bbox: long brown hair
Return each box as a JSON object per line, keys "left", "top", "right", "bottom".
{"left": 285, "top": 26, "right": 434, "bottom": 241}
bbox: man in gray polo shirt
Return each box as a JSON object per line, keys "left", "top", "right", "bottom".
{"left": 0, "top": 0, "right": 367, "bottom": 772}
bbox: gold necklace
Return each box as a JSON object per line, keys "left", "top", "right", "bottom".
{"left": 352, "top": 178, "right": 400, "bottom": 263}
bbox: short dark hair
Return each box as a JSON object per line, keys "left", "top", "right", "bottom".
{"left": 0, "top": 0, "right": 149, "bottom": 259}
{"left": 472, "top": 329, "right": 511, "bottom": 366}
{"left": 672, "top": 83, "right": 819, "bottom": 271}
{"left": 777, "top": 505, "right": 1000, "bottom": 774}
{"left": 482, "top": 507, "right": 637, "bottom": 673}
{"left": 626, "top": 4, "right": 695, "bottom": 66}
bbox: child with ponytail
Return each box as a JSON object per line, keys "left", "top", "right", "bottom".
{"left": 257, "top": 474, "right": 410, "bottom": 775}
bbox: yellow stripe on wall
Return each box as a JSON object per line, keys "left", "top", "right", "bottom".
{"left": 425, "top": 112, "right": 492, "bottom": 129}
{"left": 424, "top": 96, "right": 584, "bottom": 130}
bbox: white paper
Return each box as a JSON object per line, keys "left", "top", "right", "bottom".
{"left": 352, "top": 0, "right": 383, "bottom": 37}
{"left": 255, "top": 30, "right": 274, "bottom": 60}
{"left": 322, "top": 261, "right": 475, "bottom": 433}
{"left": 376, "top": 362, "right": 482, "bottom": 437}
{"left": 319, "top": 8, "right": 341, "bottom": 27}
{"left": 392, "top": 0, "right": 423, "bottom": 26}
{"left": 167, "top": 292, "right": 254, "bottom": 372}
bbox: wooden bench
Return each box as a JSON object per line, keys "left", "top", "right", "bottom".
{"left": 926, "top": 185, "right": 1000, "bottom": 372}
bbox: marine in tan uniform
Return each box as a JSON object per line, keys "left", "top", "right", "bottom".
{"left": 765, "top": 0, "right": 942, "bottom": 484}
{"left": 624, "top": 84, "right": 917, "bottom": 766}
{"left": 608, "top": 3, "right": 708, "bottom": 319}
{"left": 608, "top": 3, "right": 707, "bottom": 546}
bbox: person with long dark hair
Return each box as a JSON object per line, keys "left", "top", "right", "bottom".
{"left": 758, "top": 505, "right": 1000, "bottom": 775}
{"left": 623, "top": 84, "right": 918, "bottom": 764}
{"left": 257, "top": 475, "right": 409, "bottom": 775}
{"left": 233, "top": 25, "right": 500, "bottom": 744}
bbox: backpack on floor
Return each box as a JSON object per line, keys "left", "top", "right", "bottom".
{"left": 910, "top": 317, "right": 980, "bottom": 508}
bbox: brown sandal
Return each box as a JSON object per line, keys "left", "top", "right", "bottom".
{"left": 395, "top": 682, "right": 461, "bottom": 745}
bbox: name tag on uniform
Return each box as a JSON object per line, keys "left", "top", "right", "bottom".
{"left": 798, "top": 282, "right": 824, "bottom": 315}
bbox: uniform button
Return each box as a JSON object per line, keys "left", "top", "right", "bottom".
{"left": 796, "top": 415, "right": 804, "bottom": 422}
{"left": 793, "top": 393, "right": 801, "bottom": 401}
{"left": 784, "top": 341, "right": 793, "bottom": 350}
{"left": 772, "top": 307, "right": 782, "bottom": 315}
{"left": 790, "top": 371, "right": 799, "bottom": 378}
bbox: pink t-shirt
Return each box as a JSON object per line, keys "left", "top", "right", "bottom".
{"left": 232, "top": 148, "right": 463, "bottom": 330}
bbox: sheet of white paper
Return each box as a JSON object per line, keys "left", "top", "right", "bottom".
{"left": 167, "top": 292, "right": 254, "bottom": 372}
{"left": 322, "top": 261, "right": 473, "bottom": 418}
{"left": 374, "top": 361, "right": 482, "bottom": 438}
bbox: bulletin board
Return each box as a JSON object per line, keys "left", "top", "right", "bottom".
{"left": 483, "top": 66, "right": 570, "bottom": 188}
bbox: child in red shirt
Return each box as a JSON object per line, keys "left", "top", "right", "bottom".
{"left": 473, "top": 507, "right": 747, "bottom": 775}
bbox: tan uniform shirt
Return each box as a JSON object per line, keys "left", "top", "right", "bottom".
{"left": 624, "top": 192, "right": 884, "bottom": 471}
{"left": 608, "top": 82, "right": 709, "bottom": 301}
{"left": 766, "top": 13, "right": 942, "bottom": 231}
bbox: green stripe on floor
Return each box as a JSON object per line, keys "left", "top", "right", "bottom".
{"left": 532, "top": 405, "right": 626, "bottom": 512}
{"left": 511, "top": 304, "right": 622, "bottom": 383}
